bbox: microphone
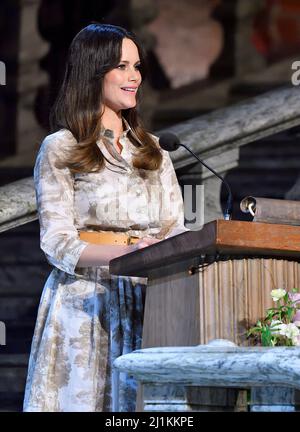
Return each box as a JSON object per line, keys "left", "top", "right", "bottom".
{"left": 159, "top": 132, "right": 233, "bottom": 220}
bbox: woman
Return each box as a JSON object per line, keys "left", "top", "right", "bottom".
{"left": 23, "top": 23, "right": 186, "bottom": 412}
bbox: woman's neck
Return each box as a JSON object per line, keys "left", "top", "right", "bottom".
{"left": 101, "top": 108, "right": 123, "bottom": 139}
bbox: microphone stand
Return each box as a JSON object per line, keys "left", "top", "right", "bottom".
{"left": 180, "top": 143, "right": 233, "bottom": 220}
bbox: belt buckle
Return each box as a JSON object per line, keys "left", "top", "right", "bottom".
{"left": 127, "top": 235, "right": 139, "bottom": 245}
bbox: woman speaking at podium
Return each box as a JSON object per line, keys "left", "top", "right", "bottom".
{"left": 23, "top": 23, "right": 186, "bottom": 412}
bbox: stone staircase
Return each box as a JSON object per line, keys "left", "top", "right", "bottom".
{"left": 1, "top": 76, "right": 300, "bottom": 410}
{"left": 0, "top": 221, "right": 50, "bottom": 411}
{"left": 1, "top": 125, "right": 300, "bottom": 411}
{"left": 223, "top": 126, "right": 300, "bottom": 219}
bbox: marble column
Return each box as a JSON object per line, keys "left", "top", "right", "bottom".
{"left": 211, "top": 0, "right": 266, "bottom": 78}
{"left": 0, "top": 0, "right": 48, "bottom": 168}
{"left": 0, "top": 0, "right": 21, "bottom": 159}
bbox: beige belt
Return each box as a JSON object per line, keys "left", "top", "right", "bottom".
{"left": 79, "top": 230, "right": 140, "bottom": 246}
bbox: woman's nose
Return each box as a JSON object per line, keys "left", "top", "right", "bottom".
{"left": 129, "top": 67, "right": 140, "bottom": 82}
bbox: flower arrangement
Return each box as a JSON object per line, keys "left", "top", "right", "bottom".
{"left": 247, "top": 289, "right": 300, "bottom": 346}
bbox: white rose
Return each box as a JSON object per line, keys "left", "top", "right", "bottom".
{"left": 271, "top": 289, "right": 286, "bottom": 301}
{"left": 279, "top": 323, "right": 300, "bottom": 340}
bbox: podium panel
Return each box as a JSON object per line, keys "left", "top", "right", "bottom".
{"left": 110, "top": 221, "right": 300, "bottom": 410}
{"left": 142, "top": 257, "right": 300, "bottom": 348}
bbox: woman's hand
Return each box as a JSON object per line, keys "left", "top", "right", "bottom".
{"left": 130, "top": 236, "right": 161, "bottom": 252}
{"left": 77, "top": 236, "right": 162, "bottom": 268}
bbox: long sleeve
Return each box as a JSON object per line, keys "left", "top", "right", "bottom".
{"left": 158, "top": 149, "right": 189, "bottom": 239}
{"left": 34, "top": 131, "right": 89, "bottom": 275}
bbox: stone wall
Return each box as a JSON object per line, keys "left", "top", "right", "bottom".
{"left": 253, "top": 0, "right": 300, "bottom": 59}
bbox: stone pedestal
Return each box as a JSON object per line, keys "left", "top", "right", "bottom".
{"left": 250, "top": 387, "right": 295, "bottom": 412}
{"left": 114, "top": 341, "right": 300, "bottom": 412}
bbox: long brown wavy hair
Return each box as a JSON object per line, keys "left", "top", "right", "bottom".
{"left": 50, "top": 23, "right": 162, "bottom": 173}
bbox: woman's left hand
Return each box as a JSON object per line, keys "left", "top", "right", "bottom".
{"left": 130, "top": 236, "right": 161, "bottom": 251}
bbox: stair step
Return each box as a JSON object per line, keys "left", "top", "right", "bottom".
{"left": 0, "top": 296, "right": 40, "bottom": 321}
{"left": 0, "top": 354, "right": 28, "bottom": 394}
{"left": 0, "top": 392, "right": 25, "bottom": 412}
{"left": 0, "top": 168, "right": 33, "bottom": 188}
{"left": 0, "top": 235, "right": 47, "bottom": 265}
{"left": 0, "top": 368, "right": 27, "bottom": 393}
{"left": 0, "top": 354, "right": 28, "bottom": 366}
{"left": 0, "top": 265, "right": 48, "bottom": 295}
{"left": 1, "top": 321, "right": 35, "bottom": 354}
{"left": 238, "top": 158, "right": 300, "bottom": 168}
{"left": 0, "top": 220, "right": 40, "bottom": 235}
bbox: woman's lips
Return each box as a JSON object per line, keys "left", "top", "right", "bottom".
{"left": 121, "top": 87, "right": 138, "bottom": 93}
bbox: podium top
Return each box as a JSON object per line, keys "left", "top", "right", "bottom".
{"left": 109, "top": 220, "right": 300, "bottom": 277}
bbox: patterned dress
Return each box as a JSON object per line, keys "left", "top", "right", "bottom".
{"left": 23, "top": 122, "right": 186, "bottom": 412}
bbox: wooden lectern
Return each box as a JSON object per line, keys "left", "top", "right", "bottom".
{"left": 110, "top": 220, "right": 300, "bottom": 410}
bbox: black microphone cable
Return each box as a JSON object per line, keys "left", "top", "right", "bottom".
{"left": 159, "top": 132, "right": 233, "bottom": 220}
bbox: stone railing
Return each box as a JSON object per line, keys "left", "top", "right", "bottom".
{"left": 0, "top": 177, "right": 36, "bottom": 233}
{"left": 114, "top": 339, "right": 299, "bottom": 412}
{"left": 1, "top": 85, "right": 300, "bottom": 232}
{"left": 163, "top": 85, "right": 300, "bottom": 168}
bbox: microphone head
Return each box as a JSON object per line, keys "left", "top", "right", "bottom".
{"left": 158, "top": 132, "right": 181, "bottom": 152}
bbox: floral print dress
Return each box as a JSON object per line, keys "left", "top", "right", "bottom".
{"left": 23, "top": 123, "right": 186, "bottom": 412}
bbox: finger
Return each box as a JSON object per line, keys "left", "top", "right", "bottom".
{"left": 136, "top": 241, "right": 148, "bottom": 249}
{"left": 143, "top": 236, "right": 160, "bottom": 243}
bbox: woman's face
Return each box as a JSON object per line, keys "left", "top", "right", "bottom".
{"left": 102, "top": 38, "right": 142, "bottom": 113}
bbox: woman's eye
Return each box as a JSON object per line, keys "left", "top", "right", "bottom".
{"left": 117, "top": 64, "right": 126, "bottom": 70}
{"left": 135, "top": 64, "right": 141, "bottom": 70}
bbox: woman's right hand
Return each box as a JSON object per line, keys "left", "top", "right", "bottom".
{"left": 77, "top": 236, "right": 162, "bottom": 267}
